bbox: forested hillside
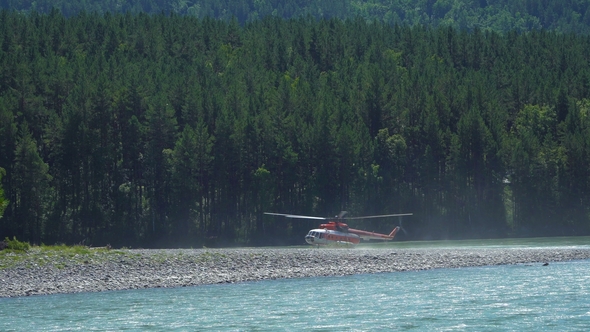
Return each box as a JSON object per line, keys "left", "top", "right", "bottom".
{"left": 1, "top": 11, "right": 590, "bottom": 247}
{"left": 3, "top": 0, "right": 590, "bottom": 34}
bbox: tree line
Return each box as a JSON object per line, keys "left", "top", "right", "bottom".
{"left": 1, "top": 11, "right": 590, "bottom": 246}
{"left": 3, "top": 0, "right": 590, "bottom": 34}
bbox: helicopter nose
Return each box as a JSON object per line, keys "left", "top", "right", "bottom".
{"left": 305, "top": 235, "right": 314, "bottom": 244}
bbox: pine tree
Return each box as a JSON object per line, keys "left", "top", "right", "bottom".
{"left": 12, "top": 124, "right": 52, "bottom": 243}
{"left": 0, "top": 167, "right": 7, "bottom": 219}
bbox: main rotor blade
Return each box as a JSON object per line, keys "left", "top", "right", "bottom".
{"left": 344, "top": 213, "right": 413, "bottom": 220}
{"left": 264, "top": 212, "right": 327, "bottom": 220}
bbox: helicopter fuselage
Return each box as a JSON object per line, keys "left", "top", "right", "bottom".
{"left": 305, "top": 221, "right": 401, "bottom": 246}
{"left": 264, "top": 212, "right": 410, "bottom": 246}
{"left": 305, "top": 228, "right": 360, "bottom": 246}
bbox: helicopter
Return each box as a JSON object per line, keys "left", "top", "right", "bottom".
{"left": 264, "top": 211, "right": 413, "bottom": 247}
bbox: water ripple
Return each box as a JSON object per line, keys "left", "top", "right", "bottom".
{"left": 1, "top": 260, "right": 589, "bottom": 331}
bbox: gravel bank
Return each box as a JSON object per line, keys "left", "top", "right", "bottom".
{"left": 2, "top": 247, "right": 590, "bottom": 298}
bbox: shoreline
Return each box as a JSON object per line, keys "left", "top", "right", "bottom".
{"left": 2, "top": 247, "right": 590, "bottom": 298}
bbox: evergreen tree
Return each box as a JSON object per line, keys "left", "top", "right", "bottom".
{"left": 1, "top": 12, "right": 590, "bottom": 245}
{"left": 0, "top": 167, "right": 7, "bottom": 219}
{"left": 11, "top": 124, "right": 52, "bottom": 243}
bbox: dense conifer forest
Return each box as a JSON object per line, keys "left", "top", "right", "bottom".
{"left": 1, "top": 3, "right": 590, "bottom": 246}
{"left": 3, "top": 0, "right": 590, "bottom": 34}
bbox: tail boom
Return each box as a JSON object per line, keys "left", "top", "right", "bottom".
{"left": 348, "top": 226, "right": 400, "bottom": 241}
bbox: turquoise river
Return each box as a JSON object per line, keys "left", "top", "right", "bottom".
{"left": 1, "top": 238, "right": 590, "bottom": 331}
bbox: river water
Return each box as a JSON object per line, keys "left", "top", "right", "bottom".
{"left": 1, "top": 239, "right": 590, "bottom": 331}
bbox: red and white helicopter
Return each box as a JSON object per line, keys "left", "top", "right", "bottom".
{"left": 264, "top": 211, "right": 412, "bottom": 247}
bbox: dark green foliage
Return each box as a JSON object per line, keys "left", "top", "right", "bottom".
{"left": 0, "top": 167, "right": 7, "bottom": 218}
{"left": 12, "top": 124, "right": 52, "bottom": 243}
{"left": 2, "top": 236, "right": 30, "bottom": 251}
{"left": 0, "top": 10, "right": 590, "bottom": 247}
{"left": 3, "top": 0, "right": 590, "bottom": 34}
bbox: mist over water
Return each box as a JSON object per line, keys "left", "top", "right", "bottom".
{"left": 361, "top": 235, "right": 590, "bottom": 250}
{"left": 2, "top": 239, "right": 590, "bottom": 331}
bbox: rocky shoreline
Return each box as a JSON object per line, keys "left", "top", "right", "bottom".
{"left": 2, "top": 247, "right": 590, "bottom": 298}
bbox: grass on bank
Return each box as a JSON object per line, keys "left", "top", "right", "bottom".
{"left": 0, "top": 237, "right": 226, "bottom": 270}
{"left": 0, "top": 237, "right": 129, "bottom": 270}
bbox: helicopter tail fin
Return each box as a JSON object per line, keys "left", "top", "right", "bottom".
{"left": 388, "top": 226, "right": 400, "bottom": 239}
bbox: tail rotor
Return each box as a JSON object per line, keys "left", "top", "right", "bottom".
{"left": 399, "top": 216, "right": 408, "bottom": 236}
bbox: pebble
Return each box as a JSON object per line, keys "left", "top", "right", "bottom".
{"left": 1, "top": 247, "right": 590, "bottom": 298}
